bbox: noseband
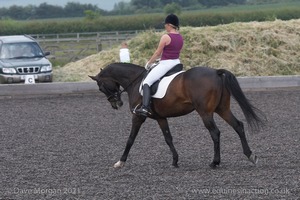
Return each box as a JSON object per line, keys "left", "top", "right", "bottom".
{"left": 107, "top": 91, "right": 121, "bottom": 102}
{"left": 100, "top": 83, "right": 121, "bottom": 103}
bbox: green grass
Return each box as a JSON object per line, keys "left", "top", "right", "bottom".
{"left": 12, "top": 1, "right": 300, "bottom": 22}
{"left": 196, "top": 1, "right": 300, "bottom": 12}
{"left": 1, "top": 1, "right": 300, "bottom": 35}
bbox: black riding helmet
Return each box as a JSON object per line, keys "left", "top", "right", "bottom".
{"left": 164, "top": 14, "right": 179, "bottom": 29}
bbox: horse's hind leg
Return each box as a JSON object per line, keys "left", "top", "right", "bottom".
{"left": 200, "top": 113, "right": 221, "bottom": 168}
{"left": 157, "top": 118, "right": 179, "bottom": 167}
{"left": 217, "top": 109, "right": 258, "bottom": 165}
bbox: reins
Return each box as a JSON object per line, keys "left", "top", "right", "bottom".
{"left": 119, "top": 69, "right": 146, "bottom": 94}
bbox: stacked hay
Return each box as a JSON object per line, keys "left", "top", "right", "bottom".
{"left": 54, "top": 19, "right": 300, "bottom": 82}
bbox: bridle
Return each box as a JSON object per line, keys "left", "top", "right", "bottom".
{"left": 99, "top": 82, "right": 121, "bottom": 103}
{"left": 100, "top": 69, "right": 146, "bottom": 102}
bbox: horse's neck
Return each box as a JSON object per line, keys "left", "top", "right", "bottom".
{"left": 108, "top": 64, "right": 144, "bottom": 106}
{"left": 118, "top": 71, "right": 143, "bottom": 89}
{"left": 111, "top": 64, "right": 144, "bottom": 88}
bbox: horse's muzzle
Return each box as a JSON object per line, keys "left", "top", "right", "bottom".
{"left": 107, "top": 94, "right": 123, "bottom": 109}
{"left": 110, "top": 100, "right": 123, "bottom": 109}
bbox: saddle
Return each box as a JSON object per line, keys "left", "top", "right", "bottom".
{"left": 143, "top": 64, "right": 183, "bottom": 95}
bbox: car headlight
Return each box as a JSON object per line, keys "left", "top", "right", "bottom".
{"left": 41, "top": 64, "right": 52, "bottom": 72}
{"left": 2, "top": 68, "right": 17, "bottom": 74}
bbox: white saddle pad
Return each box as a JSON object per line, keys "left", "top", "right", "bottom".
{"left": 139, "top": 71, "right": 184, "bottom": 99}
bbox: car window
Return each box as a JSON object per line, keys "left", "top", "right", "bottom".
{"left": 0, "top": 44, "right": 11, "bottom": 59}
{"left": 0, "top": 42, "right": 44, "bottom": 59}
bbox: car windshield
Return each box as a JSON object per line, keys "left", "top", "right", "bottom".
{"left": 0, "top": 42, "right": 44, "bottom": 59}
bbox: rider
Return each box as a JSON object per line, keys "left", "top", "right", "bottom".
{"left": 135, "top": 13, "right": 184, "bottom": 117}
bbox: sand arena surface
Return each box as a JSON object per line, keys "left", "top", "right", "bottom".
{"left": 0, "top": 88, "right": 299, "bottom": 199}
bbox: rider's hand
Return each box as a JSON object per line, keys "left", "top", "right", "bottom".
{"left": 145, "top": 60, "right": 160, "bottom": 71}
{"left": 145, "top": 61, "right": 152, "bottom": 70}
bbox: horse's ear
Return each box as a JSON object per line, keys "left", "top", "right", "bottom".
{"left": 88, "top": 75, "right": 97, "bottom": 81}
{"left": 100, "top": 68, "right": 103, "bottom": 71}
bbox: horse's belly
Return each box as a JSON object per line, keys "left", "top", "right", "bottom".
{"left": 155, "top": 102, "right": 194, "bottom": 118}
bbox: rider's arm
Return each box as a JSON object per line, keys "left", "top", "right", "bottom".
{"left": 147, "top": 34, "right": 171, "bottom": 65}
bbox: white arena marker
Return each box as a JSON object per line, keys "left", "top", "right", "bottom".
{"left": 25, "top": 75, "right": 35, "bottom": 84}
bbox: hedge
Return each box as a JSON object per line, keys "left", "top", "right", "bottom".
{"left": 0, "top": 5, "right": 300, "bottom": 35}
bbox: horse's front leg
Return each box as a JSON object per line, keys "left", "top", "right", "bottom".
{"left": 157, "top": 118, "right": 179, "bottom": 167}
{"left": 114, "top": 115, "right": 146, "bottom": 168}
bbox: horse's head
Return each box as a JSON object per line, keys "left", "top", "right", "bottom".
{"left": 89, "top": 71, "right": 123, "bottom": 110}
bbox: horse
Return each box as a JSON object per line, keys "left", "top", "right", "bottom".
{"left": 89, "top": 62, "right": 264, "bottom": 169}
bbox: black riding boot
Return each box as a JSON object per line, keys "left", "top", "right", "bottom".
{"left": 135, "top": 84, "right": 152, "bottom": 117}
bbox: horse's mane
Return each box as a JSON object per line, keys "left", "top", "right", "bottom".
{"left": 105, "top": 62, "right": 144, "bottom": 74}
{"left": 100, "top": 62, "right": 145, "bottom": 79}
{"left": 108, "top": 62, "right": 143, "bottom": 70}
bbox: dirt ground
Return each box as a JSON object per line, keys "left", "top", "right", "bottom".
{"left": 0, "top": 88, "right": 299, "bottom": 200}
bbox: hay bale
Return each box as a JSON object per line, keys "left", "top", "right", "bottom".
{"left": 54, "top": 19, "right": 300, "bottom": 82}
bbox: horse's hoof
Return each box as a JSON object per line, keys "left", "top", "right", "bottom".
{"left": 248, "top": 154, "right": 258, "bottom": 165}
{"left": 209, "top": 162, "right": 220, "bottom": 169}
{"left": 113, "top": 160, "right": 125, "bottom": 168}
{"left": 173, "top": 163, "right": 179, "bottom": 168}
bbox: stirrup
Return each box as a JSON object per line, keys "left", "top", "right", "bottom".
{"left": 134, "top": 106, "right": 152, "bottom": 117}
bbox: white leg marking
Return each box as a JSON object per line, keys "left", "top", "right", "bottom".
{"left": 113, "top": 160, "right": 125, "bottom": 168}
{"left": 249, "top": 154, "right": 258, "bottom": 165}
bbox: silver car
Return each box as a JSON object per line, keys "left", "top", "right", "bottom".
{"left": 0, "top": 35, "right": 53, "bottom": 84}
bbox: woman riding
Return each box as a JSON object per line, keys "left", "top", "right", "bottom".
{"left": 135, "top": 13, "right": 184, "bottom": 117}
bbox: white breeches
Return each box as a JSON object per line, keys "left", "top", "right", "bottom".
{"left": 142, "top": 59, "right": 180, "bottom": 86}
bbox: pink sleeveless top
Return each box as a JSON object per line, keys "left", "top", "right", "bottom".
{"left": 161, "top": 33, "right": 183, "bottom": 60}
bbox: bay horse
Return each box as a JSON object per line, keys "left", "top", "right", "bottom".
{"left": 89, "top": 63, "right": 264, "bottom": 169}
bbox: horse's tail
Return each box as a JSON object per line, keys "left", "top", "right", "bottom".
{"left": 217, "top": 69, "right": 265, "bottom": 131}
